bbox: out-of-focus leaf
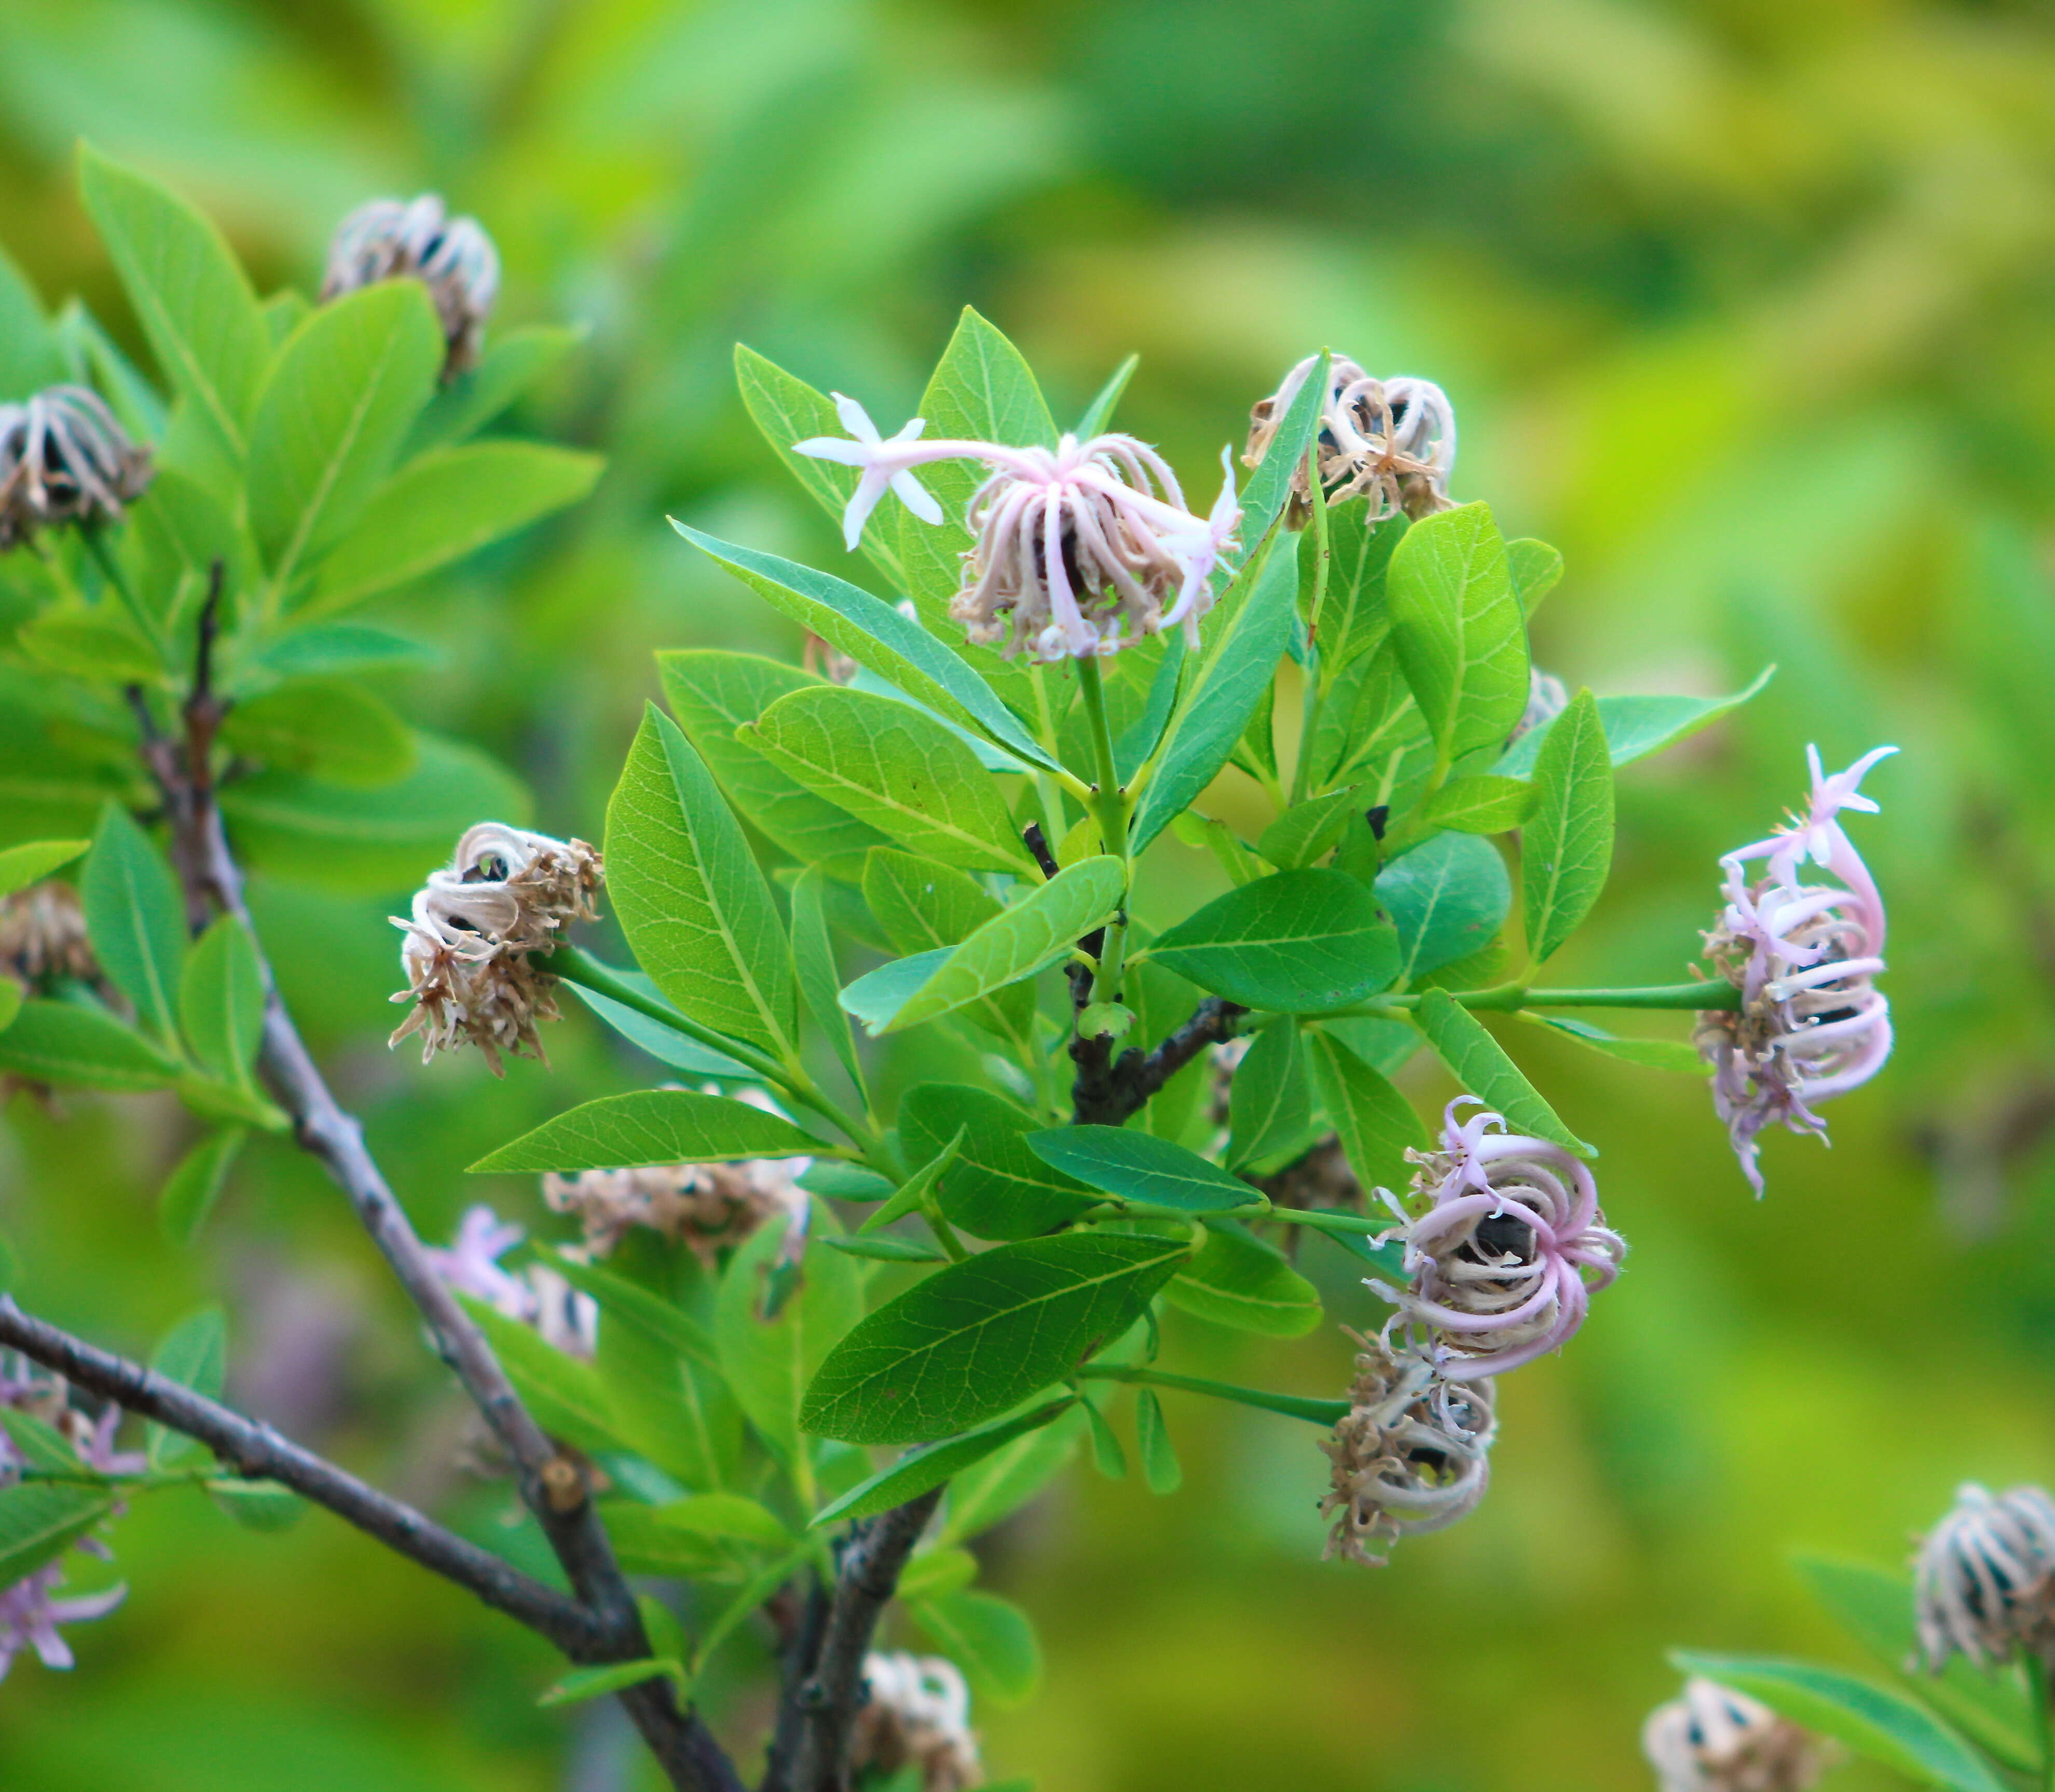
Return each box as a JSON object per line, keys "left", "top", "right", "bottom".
{"left": 1506, "top": 538, "right": 1564, "bottom": 614}
{"left": 1415, "top": 989, "right": 1592, "bottom": 1154}
{"left": 1492, "top": 669, "right": 1776, "bottom": 777}
{"left": 0, "top": 839, "right": 89, "bottom": 897}
{"left": 82, "top": 803, "right": 186, "bottom": 1044}
{"left": 158, "top": 1126, "right": 246, "bottom": 1247}
{"left": 1522, "top": 689, "right": 1613, "bottom": 964}
{"left": 1135, "top": 1389, "right": 1182, "bottom": 1494}
{"left": 606, "top": 703, "right": 797, "bottom": 1059}
{"left": 458, "top": 1296, "right": 623, "bottom": 1458}
{"left": 0, "top": 1000, "right": 181, "bottom": 1090}
{"left": 407, "top": 324, "right": 584, "bottom": 456}
{"left": 940, "top": 1406, "right": 1087, "bottom": 1544}
{"left": 219, "top": 680, "right": 417, "bottom": 788}
{"left": 305, "top": 441, "right": 601, "bottom": 614}
{"left": 899, "top": 1084, "right": 1098, "bottom": 1240}
{"left": 910, "top": 1590, "right": 1042, "bottom": 1707}
{"left": 800, "top": 1232, "right": 1188, "bottom": 1444}
{"left": 1374, "top": 832, "right": 1510, "bottom": 983}
{"left": 1145, "top": 869, "right": 1399, "bottom": 1013}
{"left": 207, "top": 1478, "right": 306, "bottom": 1531}
{"left": 1074, "top": 354, "right": 1139, "bottom": 437}
{"left": 0, "top": 1485, "right": 115, "bottom": 1588}
{"left": 1306, "top": 1027, "right": 1429, "bottom": 1196}
{"left": 1386, "top": 501, "right": 1527, "bottom": 768}
{"left": 0, "top": 242, "right": 65, "bottom": 396}
{"left": 538, "top": 1660, "right": 685, "bottom": 1709}
{"left": 1163, "top": 1221, "right": 1322, "bottom": 1337}
{"left": 715, "top": 1205, "right": 861, "bottom": 1470}
{"left": 147, "top": 1304, "right": 225, "bottom": 1469}
{"left": 471, "top": 1090, "right": 821, "bottom": 1173}
{"left": 257, "top": 624, "right": 435, "bottom": 678}
{"left": 1025, "top": 1126, "right": 1263, "bottom": 1216}
{"left": 811, "top": 1397, "right": 1076, "bottom": 1527}
{"left": 17, "top": 608, "right": 163, "bottom": 686}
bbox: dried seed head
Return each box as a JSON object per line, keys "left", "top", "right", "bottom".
{"left": 1370, "top": 1098, "right": 1624, "bottom": 1378}
{"left": 1697, "top": 746, "right": 1894, "bottom": 1194}
{"left": 388, "top": 824, "right": 602, "bottom": 1075}
{"left": 1244, "top": 354, "right": 1455, "bottom": 529}
{"left": 543, "top": 1152, "right": 809, "bottom": 1263}
{"left": 852, "top": 1652, "right": 983, "bottom": 1792}
{"left": 0, "top": 882, "right": 96, "bottom": 987}
{"left": 1642, "top": 1678, "right": 1825, "bottom": 1792}
{"left": 1318, "top": 1330, "right": 1496, "bottom": 1566}
{"left": 1913, "top": 1482, "right": 2055, "bottom": 1673}
{"left": 0, "top": 386, "right": 153, "bottom": 550}
{"left": 321, "top": 194, "right": 500, "bottom": 377}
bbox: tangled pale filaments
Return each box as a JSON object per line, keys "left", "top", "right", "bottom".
{"left": 1244, "top": 353, "right": 1456, "bottom": 529}
{"left": 1696, "top": 746, "right": 1895, "bottom": 1195}
{"left": 852, "top": 1652, "right": 983, "bottom": 1792}
{"left": 796, "top": 395, "right": 1240, "bottom": 662}
{"left": 426, "top": 1206, "right": 598, "bottom": 1358}
{"left": 322, "top": 194, "right": 500, "bottom": 377}
{"left": 0, "top": 386, "right": 153, "bottom": 550}
{"left": 389, "top": 823, "right": 602, "bottom": 1075}
{"left": 1913, "top": 1482, "right": 2055, "bottom": 1672}
{"left": 0, "top": 882, "right": 95, "bottom": 987}
{"left": 1642, "top": 1677, "right": 1825, "bottom": 1792}
{"left": 1319, "top": 1330, "right": 1497, "bottom": 1566}
{"left": 1371, "top": 1098, "right": 1625, "bottom": 1377}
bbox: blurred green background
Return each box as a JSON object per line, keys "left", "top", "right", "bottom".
{"left": 4, "top": 1, "right": 2054, "bottom": 1787}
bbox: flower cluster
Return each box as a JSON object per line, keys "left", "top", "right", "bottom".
{"left": 1371, "top": 1099, "right": 1626, "bottom": 1379}
{"left": 1244, "top": 353, "right": 1456, "bottom": 528}
{"left": 389, "top": 823, "right": 602, "bottom": 1075}
{"left": 1913, "top": 1481, "right": 2055, "bottom": 1672}
{"left": 1696, "top": 746, "right": 1895, "bottom": 1194}
{"left": 426, "top": 1206, "right": 597, "bottom": 1358}
{"left": 0, "top": 385, "right": 153, "bottom": 551}
{"left": 0, "top": 881, "right": 96, "bottom": 988}
{"left": 545, "top": 1157, "right": 810, "bottom": 1265}
{"left": 852, "top": 1651, "right": 983, "bottom": 1792}
{"left": 1318, "top": 1331, "right": 1497, "bottom": 1567}
{"left": 1642, "top": 1677, "right": 1826, "bottom": 1792}
{"left": 322, "top": 194, "right": 500, "bottom": 377}
{"left": 796, "top": 396, "right": 1240, "bottom": 662}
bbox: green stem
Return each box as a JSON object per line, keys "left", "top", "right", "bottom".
{"left": 1314, "top": 980, "right": 1740, "bottom": 1018}
{"left": 1287, "top": 468, "right": 1330, "bottom": 808}
{"left": 1074, "top": 656, "right": 1131, "bottom": 1007}
{"left": 2031, "top": 1653, "right": 2054, "bottom": 1792}
{"left": 1077, "top": 1364, "right": 1347, "bottom": 1428}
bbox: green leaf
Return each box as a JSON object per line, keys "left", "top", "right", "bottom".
{"left": 825, "top": 1234, "right": 945, "bottom": 1264}
{"left": 176, "top": 916, "right": 265, "bottom": 1083}
{"left": 159, "top": 1127, "right": 246, "bottom": 1246}
{"left": 1522, "top": 689, "right": 1613, "bottom": 964}
{"left": 1257, "top": 786, "right": 1365, "bottom": 870}
{"left": 671, "top": 522, "right": 1059, "bottom": 774}
{"left": 0, "top": 1000, "right": 181, "bottom": 1090}
{"left": 0, "top": 1484, "right": 116, "bottom": 1587}
{"left": 1134, "top": 1389, "right": 1182, "bottom": 1495}
{"left": 1506, "top": 538, "right": 1565, "bottom": 614}
{"left": 218, "top": 732, "right": 529, "bottom": 895}
{"left": 1074, "top": 354, "right": 1139, "bottom": 437}
{"left": 306, "top": 441, "right": 602, "bottom": 615}
{"left": 78, "top": 145, "right": 267, "bottom": 469}
{"left": 1, "top": 1408, "right": 82, "bottom": 1475}
{"left": 1162, "top": 1221, "right": 1321, "bottom": 1337}
{"left": 606, "top": 704, "right": 797, "bottom": 1060}
{"left": 536, "top": 1247, "right": 718, "bottom": 1371}
{"left": 0, "top": 980, "right": 18, "bottom": 1034}
{"left": 858, "top": 1127, "right": 965, "bottom": 1236}
{"left": 147, "top": 1304, "right": 225, "bottom": 1470}
{"left": 599, "top": 1503, "right": 731, "bottom": 1578}
{"left": 258, "top": 624, "right": 436, "bottom": 678}
{"left": 1374, "top": 832, "right": 1511, "bottom": 983}
{"left": 939, "top": 1406, "right": 1086, "bottom": 1544}
{"left": 899, "top": 1085, "right": 1099, "bottom": 1241}
{"left": 538, "top": 1660, "right": 685, "bottom": 1709}
{"left": 597, "top": 1300, "right": 742, "bottom": 1495}
{"left": 898, "top": 1546, "right": 981, "bottom": 1601}
{"left": 715, "top": 1205, "right": 861, "bottom": 1470}
{"left": 1131, "top": 542, "right": 1300, "bottom": 854}
{"left": 1526, "top": 1015, "right": 1706, "bottom": 1074}
{"left": 470, "top": 1090, "right": 821, "bottom": 1173}
{"left": 1419, "top": 774, "right": 1537, "bottom": 836}
{"left": 246, "top": 281, "right": 444, "bottom": 589}
{"left": 81, "top": 803, "right": 187, "bottom": 1044}
{"left": 811, "top": 1397, "right": 1077, "bottom": 1527}
{"left": 0, "top": 839, "right": 89, "bottom": 898}
{"left": 0, "top": 242, "right": 66, "bottom": 396}
{"left": 0, "top": 1226, "right": 15, "bottom": 1292}
{"left": 18, "top": 608, "right": 164, "bottom": 686}
{"left": 1085, "top": 1398, "right": 1128, "bottom": 1479}
{"left": 658, "top": 651, "right": 890, "bottom": 865}
{"left": 862, "top": 850, "right": 1032, "bottom": 1047}
{"left": 458, "top": 1296, "right": 623, "bottom": 1457}
{"left": 1306, "top": 1029, "right": 1430, "bottom": 1197}
{"left": 1792, "top": 1554, "right": 2036, "bottom": 1773}
{"left": 846, "top": 857, "right": 1125, "bottom": 1036}
{"left": 1669, "top": 1651, "right": 2009, "bottom": 1792}
{"left": 1492, "top": 668, "right": 1777, "bottom": 778}
{"left": 1386, "top": 501, "right": 1528, "bottom": 768}
{"left": 206, "top": 1478, "right": 307, "bottom": 1532}
{"left": 1414, "top": 988, "right": 1591, "bottom": 1155}
{"left": 791, "top": 866, "right": 866, "bottom": 1093}
{"left": 1240, "top": 349, "right": 1330, "bottom": 545}
{"left": 648, "top": 1492, "right": 793, "bottom": 1548}
{"left": 564, "top": 977, "right": 754, "bottom": 1080}
{"left": 1227, "top": 1018, "right": 1313, "bottom": 1170}
{"left": 1025, "top": 1127, "right": 1264, "bottom": 1216}
{"left": 1146, "top": 869, "right": 1400, "bottom": 1013}
{"left": 910, "top": 1590, "right": 1042, "bottom": 1707}
{"left": 743, "top": 687, "right": 1034, "bottom": 875}
{"left": 800, "top": 1232, "right": 1189, "bottom": 1444}
{"left": 1312, "top": 501, "right": 1407, "bottom": 670}
{"left": 406, "top": 323, "right": 583, "bottom": 456}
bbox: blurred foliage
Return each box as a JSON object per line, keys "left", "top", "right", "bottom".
{"left": 4, "top": 1, "right": 2055, "bottom": 1789}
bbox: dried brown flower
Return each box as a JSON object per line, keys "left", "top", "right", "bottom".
{"left": 0, "top": 386, "right": 153, "bottom": 550}
{"left": 1244, "top": 354, "right": 1455, "bottom": 529}
{"left": 0, "top": 883, "right": 96, "bottom": 987}
{"left": 852, "top": 1652, "right": 983, "bottom": 1792}
{"left": 1914, "top": 1482, "right": 2055, "bottom": 1672}
{"left": 1642, "top": 1678, "right": 1825, "bottom": 1792}
{"left": 321, "top": 195, "right": 500, "bottom": 378}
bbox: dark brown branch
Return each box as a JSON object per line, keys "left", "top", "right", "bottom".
{"left": 777, "top": 1490, "right": 944, "bottom": 1792}
{"left": 1072, "top": 995, "right": 1246, "bottom": 1126}
{"left": 133, "top": 570, "right": 743, "bottom": 1792}
{"left": 0, "top": 1296, "right": 599, "bottom": 1653}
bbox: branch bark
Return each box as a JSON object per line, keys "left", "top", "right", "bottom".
{"left": 1072, "top": 995, "right": 1246, "bottom": 1126}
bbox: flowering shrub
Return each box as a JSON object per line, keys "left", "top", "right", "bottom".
{"left": 0, "top": 152, "right": 1907, "bottom": 1790}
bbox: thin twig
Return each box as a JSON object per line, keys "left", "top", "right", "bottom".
{"left": 0, "top": 1297, "right": 600, "bottom": 1651}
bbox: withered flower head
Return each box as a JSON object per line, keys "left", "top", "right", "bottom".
{"left": 388, "top": 824, "right": 603, "bottom": 1076}
{"left": 0, "top": 386, "right": 153, "bottom": 551}
{"left": 1244, "top": 354, "right": 1455, "bottom": 529}
{"left": 1642, "top": 1678, "right": 1826, "bottom": 1792}
{"left": 0, "top": 882, "right": 96, "bottom": 988}
{"left": 321, "top": 194, "right": 500, "bottom": 378}
{"left": 1914, "top": 1482, "right": 2055, "bottom": 1673}
{"left": 1318, "top": 1330, "right": 1496, "bottom": 1566}
{"left": 852, "top": 1652, "right": 983, "bottom": 1792}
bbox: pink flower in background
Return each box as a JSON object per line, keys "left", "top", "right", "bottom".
{"left": 0, "top": 1567, "right": 124, "bottom": 1681}
{"left": 1696, "top": 745, "right": 1895, "bottom": 1194}
{"left": 1371, "top": 1099, "right": 1625, "bottom": 1378}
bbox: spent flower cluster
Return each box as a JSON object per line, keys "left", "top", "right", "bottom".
{"left": 322, "top": 193, "right": 500, "bottom": 377}
{"left": 0, "top": 385, "right": 152, "bottom": 550}
{"left": 1641, "top": 1677, "right": 1825, "bottom": 1792}
{"left": 1912, "top": 1481, "right": 2055, "bottom": 1672}
{"left": 1244, "top": 353, "right": 1456, "bottom": 528}
{"left": 852, "top": 1651, "right": 983, "bottom": 1792}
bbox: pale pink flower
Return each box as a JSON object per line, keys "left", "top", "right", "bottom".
{"left": 1643, "top": 1677, "right": 1826, "bottom": 1792}
{"left": 853, "top": 1652, "right": 982, "bottom": 1792}
{"left": 0, "top": 1566, "right": 124, "bottom": 1681}
{"left": 1371, "top": 1099, "right": 1625, "bottom": 1378}
{"left": 1696, "top": 746, "right": 1895, "bottom": 1194}
{"left": 1913, "top": 1482, "right": 2055, "bottom": 1672}
{"left": 1244, "top": 354, "right": 1456, "bottom": 527}
{"left": 796, "top": 397, "right": 1240, "bottom": 660}
{"left": 426, "top": 1205, "right": 596, "bottom": 1358}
